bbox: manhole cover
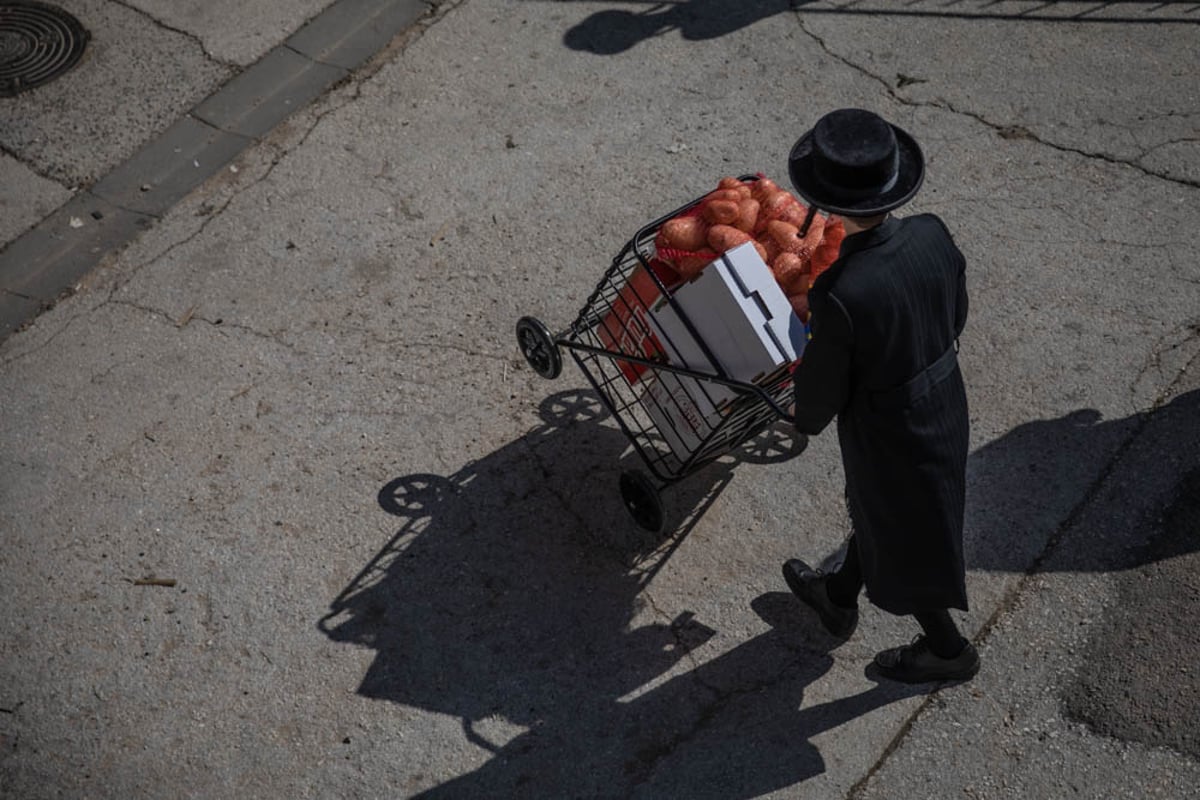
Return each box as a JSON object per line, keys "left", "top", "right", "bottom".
{"left": 0, "top": 1, "right": 89, "bottom": 98}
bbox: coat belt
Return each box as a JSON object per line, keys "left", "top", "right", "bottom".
{"left": 868, "top": 342, "right": 959, "bottom": 411}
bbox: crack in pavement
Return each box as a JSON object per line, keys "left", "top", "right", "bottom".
{"left": 514, "top": 429, "right": 641, "bottom": 574}
{"left": 933, "top": 99, "right": 1200, "bottom": 190}
{"left": 625, "top": 654, "right": 820, "bottom": 790}
{"left": 793, "top": 17, "right": 1200, "bottom": 190}
{"left": 109, "top": 0, "right": 242, "bottom": 70}
{"left": 921, "top": 195, "right": 1192, "bottom": 251}
{"left": 1130, "top": 320, "right": 1200, "bottom": 406}
{"left": 2, "top": 131, "right": 300, "bottom": 359}
{"left": 0, "top": 141, "right": 73, "bottom": 190}
{"left": 106, "top": 297, "right": 306, "bottom": 354}
{"left": 327, "top": 323, "right": 515, "bottom": 364}
{"left": 104, "top": 83, "right": 357, "bottom": 300}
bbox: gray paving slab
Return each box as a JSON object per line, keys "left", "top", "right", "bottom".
{"left": 0, "top": 192, "right": 152, "bottom": 302}
{"left": 192, "top": 46, "right": 348, "bottom": 139}
{"left": 90, "top": 115, "right": 251, "bottom": 216}
{"left": 0, "top": 291, "right": 42, "bottom": 339}
{"left": 287, "top": 0, "right": 432, "bottom": 70}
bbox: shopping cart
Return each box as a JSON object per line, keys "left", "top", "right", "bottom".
{"left": 515, "top": 176, "right": 803, "bottom": 533}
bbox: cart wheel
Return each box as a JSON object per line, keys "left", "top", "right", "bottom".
{"left": 516, "top": 316, "right": 562, "bottom": 379}
{"left": 620, "top": 470, "right": 664, "bottom": 533}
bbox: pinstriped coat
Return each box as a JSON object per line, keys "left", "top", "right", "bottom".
{"left": 793, "top": 214, "right": 970, "bottom": 614}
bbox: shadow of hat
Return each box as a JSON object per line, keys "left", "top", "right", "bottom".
{"left": 788, "top": 109, "right": 925, "bottom": 217}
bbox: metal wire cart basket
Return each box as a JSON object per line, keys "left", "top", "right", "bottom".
{"left": 515, "top": 177, "right": 801, "bottom": 532}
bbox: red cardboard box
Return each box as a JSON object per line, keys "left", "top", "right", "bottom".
{"left": 595, "top": 259, "right": 676, "bottom": 383}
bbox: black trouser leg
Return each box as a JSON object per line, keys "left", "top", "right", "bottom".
{"left": 913, "top": 608, "right": 967, "bottom": 658}
{"left": 825, "top": 535, "right": 864, "bottom": 608}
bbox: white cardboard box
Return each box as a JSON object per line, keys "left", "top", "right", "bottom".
{"left": 647, "top": 241, "right": 806, "bottom": 404}
{"left": 644, "top": 297, "right": 734, "bottom": 417}
{"left": 638, "top": 241, "right": 806, "bottom": 461}
{"left": 641, "top": 369, "right": 716, "bottom": 464}
{"left": 664, "top": 240, "right": 807, "bottom": 376}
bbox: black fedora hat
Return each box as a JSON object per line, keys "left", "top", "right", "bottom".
{"left": 788, "top": 108, "right": 925, "bottom": 217}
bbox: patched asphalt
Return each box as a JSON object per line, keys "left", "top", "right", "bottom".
{"left": 1065, "top": 466, "right": 1200, "bottom": 760}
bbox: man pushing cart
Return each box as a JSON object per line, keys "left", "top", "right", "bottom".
{"left": 517, "top": 108, "right": 978, "bottom": 685}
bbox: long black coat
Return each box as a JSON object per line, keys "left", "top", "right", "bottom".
{"left": 793, "top": 214, "right": 969, "bottom": 614}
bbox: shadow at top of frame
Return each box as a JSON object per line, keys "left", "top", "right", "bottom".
{"left": 552, "top": 0, "right": 1200, "bottom": 54}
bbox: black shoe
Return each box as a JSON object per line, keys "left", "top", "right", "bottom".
{"left": 873, "top": 636, "right": 980, "bottom": 684}
{"left": 782, "top": 559, "right": 858, "bottom": 639}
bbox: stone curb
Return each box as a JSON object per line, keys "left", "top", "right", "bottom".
{"left": 0, "top": 0, "right": 432, "bottom": 341}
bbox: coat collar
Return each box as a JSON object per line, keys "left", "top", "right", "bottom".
{"left": 838, "top": 215, "right": 901, "bottom": 259}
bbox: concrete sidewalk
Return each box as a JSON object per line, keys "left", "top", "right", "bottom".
{"left": 2, "top": 1, "right": 1199, "bottom": 797}
{"left": 1, "top": 0, "right": 441, "bottom": 338}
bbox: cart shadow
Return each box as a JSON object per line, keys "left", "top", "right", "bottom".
{"left": 964, "top": 387, "right": 1200, "bottom": 574}
{"left": 319, "top": 388, "right": 922, "bottom": 797}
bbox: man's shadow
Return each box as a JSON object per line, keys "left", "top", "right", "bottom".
{"left": 320, "top": 387, "right": 1200, "bottom": 796}
{"left": 409, "top": 593, "right": 922, "bottom": 799}
{"left": 964, "top": 388, "right": 1200, "bottom": 574}
{"left": 319, "top": 389, "right": 925, "bottom": 797}
{"left": 562, "top": 0, "right": 796, "bottom": 55}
